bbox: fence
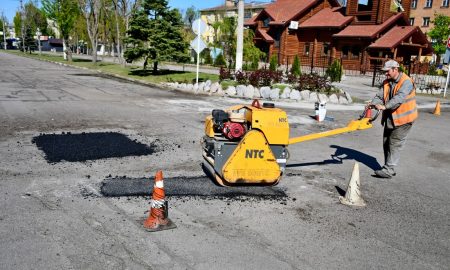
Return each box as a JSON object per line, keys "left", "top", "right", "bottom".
{"left": 369, "top": 58, "right": 448, "bottom": 91}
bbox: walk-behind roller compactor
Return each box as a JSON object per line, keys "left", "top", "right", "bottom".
{"left": 201, "top": 100, "right": 378, "bottom": 186}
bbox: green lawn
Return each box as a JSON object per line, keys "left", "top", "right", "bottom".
{"left": 6, "top": 51, "right": 219, "bottom": 85}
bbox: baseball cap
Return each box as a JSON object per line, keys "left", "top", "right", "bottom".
{"left": 381, "top": 60, "right": 400, "bottom": 71}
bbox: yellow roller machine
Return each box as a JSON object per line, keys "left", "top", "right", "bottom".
{"left": 201, "top": 99, "right": 378, "bottom": 186}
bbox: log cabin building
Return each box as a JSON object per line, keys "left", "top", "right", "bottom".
{"left": 245, "top": 0, "right": 433, "bottom": 72}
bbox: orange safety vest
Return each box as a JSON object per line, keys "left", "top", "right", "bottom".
{"left": 383, "top": 73, "right": 418, "bottom": 126}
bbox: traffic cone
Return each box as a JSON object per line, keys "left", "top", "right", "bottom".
{"left": 433, "top": 99, "right": 441, "bottom": 116}
{"left": 143, "top": 170, "right": 176, "bottom": 232}
{"left": 339, "top": 162, "right": 366, "bottom": 207}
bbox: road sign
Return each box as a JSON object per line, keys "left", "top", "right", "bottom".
{"left": 192, "top": 19, "right": 207, "bottom": 36}
{"left": 190, "top": 36, "right": 207, "bottom": 54}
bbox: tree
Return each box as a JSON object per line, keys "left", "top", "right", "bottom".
{"left": 42, "top": 0, "right": 79, "bottom": 61}
{"left": 124, "top": 0, "right": 189, "bottom": 73}
{"left": 215, "top": 16, "right": 236, "bottom": 68}
{"left": 243, "top": 29, "right": 265, "bottom": 70}
{"left": 0, "top": 15, "right": 7, "bottom": 43}
{"left": 290, "top": 55, "right": 301, "bottom": 76}
{"left": 13, "top": 12, "right": 22, "bottom": 38}
{"left": 269, "top": 54, "right": 278, "bottom": 71}
{"left": 24, "top": 2, "right": 49, "bottom": 36}
{"left": 428, "top": 13, "right": 450, "bottom": 63}
{"left": 184, "top": 6, "right": 198, "bottom": 26}
{"left": 23, "top": 27, "right": 37, "bottom": 53}
{"left": 78, "top": 0, "right": 102, "bottom": 63}
{"left": 110, "top": 0, "right": 138, "bottom": 65}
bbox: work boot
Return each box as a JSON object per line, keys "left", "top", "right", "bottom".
{"left": 374, "top": 168, "right": 396, "bottom": 178}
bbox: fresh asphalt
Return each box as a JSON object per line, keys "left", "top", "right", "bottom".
{"left": 1, "top": 51, "right": 449, "bottom": 270}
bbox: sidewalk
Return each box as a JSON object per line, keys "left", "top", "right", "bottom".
{"left": 36, "top": 51, "right": 445, "bottom": 108}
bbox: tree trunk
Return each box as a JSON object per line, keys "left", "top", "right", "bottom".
{"left": 113, "top": 1, "right": 123, "bottom": 65}
{"left": 153, "top": 61, "right": 158, "bottom": 74}
{"left": 91, "top": 40, "right": 98, "bottom": 63}
{"left": 63, "top": 38, "right": 73, "bottom": 62}
{"left": 63, "top": 38, "right": 67, "bottom": 60}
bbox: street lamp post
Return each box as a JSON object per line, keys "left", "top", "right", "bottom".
{"left": 36, "top": 27, "right": 41, "bottom": 55}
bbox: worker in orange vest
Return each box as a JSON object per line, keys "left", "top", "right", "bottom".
{"left": 368, "top": 60, "right": 418, "bottom": 178}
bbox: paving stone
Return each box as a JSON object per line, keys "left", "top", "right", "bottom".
{"left": 300, "top": 90, "right": 310, "bottom": 101}
{"left": 290, "top": 89, "right": 301, "bottom": 100}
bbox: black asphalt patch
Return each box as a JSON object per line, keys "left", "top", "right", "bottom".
{"left": 32, "top": 132, "right": 156, "bottom": 163}
{"left": 100, "top": 176, "right": 287, "bottom": 199}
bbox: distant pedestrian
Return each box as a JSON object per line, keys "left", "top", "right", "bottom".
{"left": 368, "top": 60, "right": 418, "bottom": 178}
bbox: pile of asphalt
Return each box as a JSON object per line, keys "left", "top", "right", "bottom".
{"left": 32, "top": 132, "right": 156, "bottom": 163}
{"left": 100, "top": 176, "right": 287, "bottom": 199}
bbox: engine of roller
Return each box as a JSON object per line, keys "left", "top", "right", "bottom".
{"left": 212, "top": 109, "right": 247, "bottom": 140}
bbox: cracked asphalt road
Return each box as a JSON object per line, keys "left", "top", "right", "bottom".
{"left": 1, "top": 51, "right": 449, "bottom": 270}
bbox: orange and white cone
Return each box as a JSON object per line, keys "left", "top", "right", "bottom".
{"left": 433, "top": 99, "right": 441, "bottom": 116}
{"left": 143, "top": 170, "right": 176, "bottom": 232}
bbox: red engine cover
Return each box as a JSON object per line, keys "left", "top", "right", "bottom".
{"left": 222, "top": 122, "right": 246, "bottom": 140}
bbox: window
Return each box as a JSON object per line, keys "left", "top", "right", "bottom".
{"left": 244, "top": 10, "right": 252, "bottom": 19}
{"left": 409, "top": 17, "right": 415, "bottom": 25}
{"left": 411, "top": 0, "right": 417, "bottom": 8}
{"left": 424, "top": 0, "right": 433, "bottom": 7}
{"left": 442, "top": 0, "right": 449, "bottom": 6}
{"left": 263, "top": 18, "right": 270, "bottom": 27}
{"left": 342, "top": 46, "right": 350, "bottom": 58}
{"left": 322, "top": 43, "right": 330, "bottom": 56}
{"left": 304, "top": 43, "right": 310, "bottom": 56}
{"left": 357, "top": 0, "right": 374, "bottom": 11}
{"left": 422, "top": 17, "right": 430, "bottom": 26}
{"left": 273, "top": 31, "right": 281, "bottom": 48}
{"left": 350, "top": 46, "right": 360, "bottom": 59}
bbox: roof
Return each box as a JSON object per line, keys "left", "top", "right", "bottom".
{"left": 201, "top": 2, "right": 268, "bottom": 12}
{"left": 256, "top": 28, "right": 274, "bottom": 43}
{"left": 368, "top": 26, "right": 430, "bottom": 49}
{"left": 263, "top": 0, "right": 319, "bottom": 24}
{"left": 245, "top": 14, "right": 259, "bottom": 26}
{"left": 299, "top": 7, "right": 353, "bottom": 29}
{"left": 333, "top": 13, "right": 405, "bottom": 39}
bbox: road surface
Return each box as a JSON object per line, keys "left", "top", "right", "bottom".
{"left": 1, "top": 51, "right": 449, "bottom": 270}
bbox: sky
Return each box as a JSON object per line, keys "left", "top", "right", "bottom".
{"left": 1, "top": 0, "right": 272, "bottom": 24}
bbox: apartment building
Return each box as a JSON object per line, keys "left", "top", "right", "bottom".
{"left": 200, "top": 0, "right": 269, "bottom": 44}
{"left": 409, "top": 0, "right": 450, "bottom": 33}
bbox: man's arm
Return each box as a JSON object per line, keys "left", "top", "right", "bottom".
{"left": 370, "top": 88, "right": 385, "bottom": 105}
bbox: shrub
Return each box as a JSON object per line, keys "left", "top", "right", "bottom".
{"left": 201, "top": 49, "right": 212, "bottom": 65}
{"left": 259, "top": 69, "right": 274, "bottom": 86}
{"left": 214, "top": 53, "right": 226, "bottom": 67}
{"left": 325, "top": 59, "right": 343, "bottom": 82}
{"left": 297, "top": 73, "right": 332, "bottom": 92}
{"left": 219, "top": 67, "right": 232, "bottom": 81}
{"left": 290, "top": 55, "right": 301, "bottom": 76}
{"left": 251, "top": 55, "right": 259, "bottom": 70}
{"left": 272, "top": 70, "right": 283, "bottom": 84}
{"left": 248, "top": 71, "right": 261, "bottom": 87}
{"left": 269, "top": 54, "right": 278, "bottom": 71}
{"left": 235, "top": 70, "right": 248, "bottom": 85}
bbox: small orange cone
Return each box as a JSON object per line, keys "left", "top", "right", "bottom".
{"left": 433, "top": 99, "right": 441, "bottom": 116}
{"left": 143, "top": 171, "right": 176, "bottom": 232}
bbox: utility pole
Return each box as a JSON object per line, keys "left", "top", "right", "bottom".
{"left": 36, "top": 27, "right": 41, "bottom": 55}
{"left": 235, "top": 0, "right": 244, "bottom": 71}
{"left": 20, "top": 0, "right": 25, "bottom": 52}
{"left": 1, "top": 12, "right": 6, "bottom": 50}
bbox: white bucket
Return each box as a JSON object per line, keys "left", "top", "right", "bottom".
{"left": 315, "top": 101, "right": 327, "bottom": 121}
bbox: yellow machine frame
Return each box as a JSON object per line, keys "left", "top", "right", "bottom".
{"left": 202, "top": 101, "right": 375, "bottom": 186}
